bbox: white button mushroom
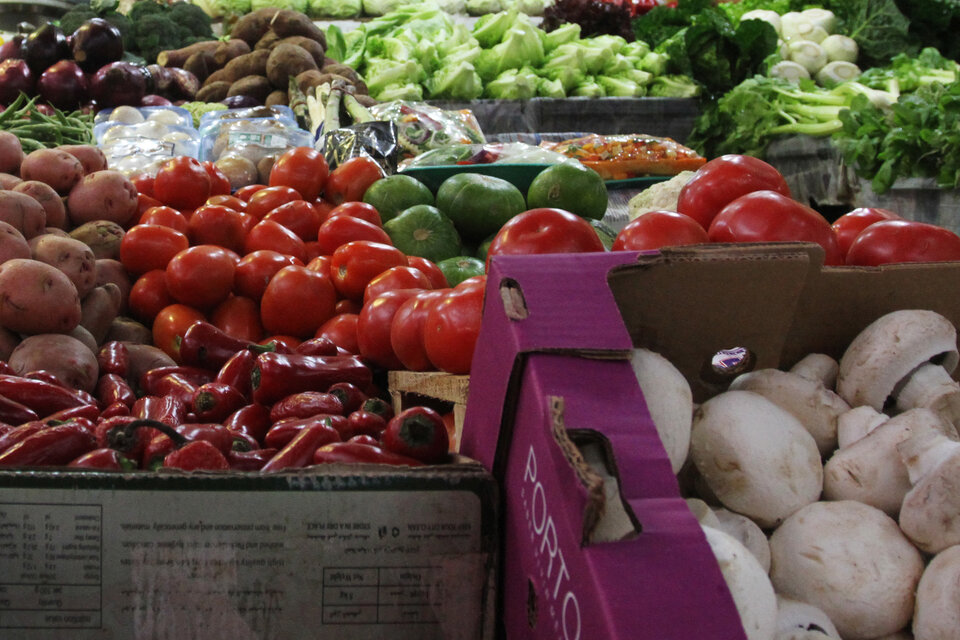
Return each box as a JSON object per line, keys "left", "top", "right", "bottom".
{"left": 836, "top": 405, "right": 889, "bottom": 449}
{"left": 823, "top": 408, "right": 956, "bottom": 517}
{"left": 729, "top": 368, "right": 850, "bottom": 455}
{"left": 912, "top": 544, "right": 960, "bottom": 640}
{"left": 788, "top": 353, "right": 839, "bottom": 390}
{"left": 897, "top": 428, "right": 960, "bottom": 554}
{"left": 713, "top": 507, "right": 772, "bottom": 573}
{"left": 769, "top": 500, "right": 924, "bottom": 640}
{"left": 702, "top": 525, "right": 778, "bottom": 640}
{"left": 775, "top": 595, "right": 841, "bottom": 640}
{"left": 690, "top": 390, "right": 823, "bottom": 528}
{"left": 893, "top": 362, "right": 960, "bottom": 430}
{"left": 837, "top": 309, "right": 960, "bottom": 412}
{"left": 629, "top": 347, "right": 693, "bottom": 474}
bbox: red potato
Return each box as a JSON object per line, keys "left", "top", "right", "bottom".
{"left": 0, "top": 173, "right": 21, "bottom": 189}
{"left": 13, "top": 180, "right": 67, "bottom": 229}
{"left": 8, "top": 333, "right": 99, "bottom": 392}
{"left": 30, "top": 235, "right": 97, "bottom": 298}
{"left": 94, "top": 258, "right": 132, "bottom": 313}
{"left": 123, "top": 341, "right": 176, "bottom": 386}
{"left": 19, "top": 148, "right": 85, "bottom": 195}
{"left": 0, "top": 258, "right": 81, "bottom": 334}
{"left": 66, "top": 170, "right": 138, "bottom": 228}
{"left": 0, "top": 190, "right": 46, "bottom": 239}
{"left": 67, "top": 324, "right": 98, "bottom": 355}
{"left": 69, "top": 220, "right": 125, "bottom": 259}
{"left": 57, "top": 144, "right": 107, "bottom": 175}
{"left": 80, "top": 283, "right": 122, "bottom": 345}
{"left": 0, "top": 220, "right": 30, "bottom": 264}
{"left": 0, "top": 131, "right": 23, "bottom": 174}
{"left": 0, "top": 325, "right": 18, "bottom": 360}
{"left": 104, "top": 316, "right": 152, "bottom": 344}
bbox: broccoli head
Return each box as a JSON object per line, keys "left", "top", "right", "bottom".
{"left": 168, "top": 1, "right": 215, "bottom": 38}
{"left": 131, "top": 12, "right": 193, "bottom": 63}
{"left": 59, "top": 6, "right": 99, "bottom": 36}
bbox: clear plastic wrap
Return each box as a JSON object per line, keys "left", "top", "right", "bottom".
{"left": 94, "top": 105, "right": 194, "bottom": 128}
{"left": 199, "top": 117, "right": 314, "bottom": 164}
{"left": 368, "top": 100, "right": 485, "bottom": 158}
{"left": 400, "top": 142, "right": 569, "bottom": 169}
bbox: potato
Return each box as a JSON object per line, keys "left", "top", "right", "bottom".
{"left": 31, "top": 235, "right": 97, "bottom": 299}
{"left": 80, "top": 282, "right": 122, "bottom": 345}
{"left": 202, "top": 68, "right": 231, "bottom": 87}
{"left": 0, "top": 191, "right": 46, "bottom": 239}
{"left": 67, "top": 171, "right": 138, "bottom": 228}
{"left": 105, "top": 317, "right": 152, "bottom": 345}
{"left": 94, "top": 258, "right": 132, "bottom": 313}
{"left": 69, "top": 220, "right": 125, "bottom": 260}
{"left": 0, "top": 173, "right": 21, "bottom": 189}
{"left": 215, "top": 38, "right": 251, "bottom": 67}
{"left": 19, "top": 148, "right": 85, "bottom": 195}
{"left": 270, "top": 10, "right": 327, "bottom": 47}
{"left": 231, "top": 7, "right": 282, "bottom": 47}
{"left": 0, "top": 325, "right": 19, "bottom": 360}
{"left": 227, "top": 75, "right": 273, "bottom": 102}
{"left": 196, "top": 81, "right": 232, "bottom": 103}
{"left": 0, "top": 131, "right": 23, "bottom": 174}
{"left": 68, "top": 324, "right": 98, "bottom": 355}
{"left": 57, "top": 145, "right": 108, "bottom": 175}
{"left": 8, "top": 333, "right": 99, "bottom": 392}
{"left": 184, "top": 49, "right": 217, "bottom": 83}
{"left": 274, "top": 36, "right": 325, "bottom": 66}
{"left": 0, "top": 221, "right": 30, "bottom": 264}
{"left": 123, "top": 342, "right": 176, "bottom": 386}
{"left": 0, "top": 258, "right": 81, "bottom": 334}
{"left": 266, "top": 43, "right": 317, "bottom": 89}
{"left": 265, "top": 90, "right": 288, "bottom": 107}
{"left": 223, "top": 49, "right": 271, "bottom": 83}
{"left": 254, "top": 30, "right": 282, "bottom": 51}
{"left": 13, "top": 180, "right": 67, "bottom": 230}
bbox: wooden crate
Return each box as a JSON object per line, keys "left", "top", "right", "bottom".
{"left": 388, "top": 371, "right": 470, "bottom": 452}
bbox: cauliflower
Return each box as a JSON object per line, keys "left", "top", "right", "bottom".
{"left": 627, "top": 171, "right": 696, "bottom": 220}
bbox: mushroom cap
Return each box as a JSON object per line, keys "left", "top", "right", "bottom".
{"left": 913, "top": 544, "right": 960, "bottom": 640}
{"left": 714, "top": 507, "right": 772, "bottom": 573}
{"left": 630, "top": 347, "right": 693, "bottom": 474}
{"left": 691, "top": 390, "right": 823, "bottom": 528}
{"left": 836, "top": 405, "right": 889, "bottom": 449}
{"left": 837, "top": 309, "right": 959, "bottom": 412}
{"left": 788, "top": 353, "right": 840, "bottom": 389}
{"left": 899, "top": 446, "right": 960, "bottom": 554}
{"left": 775, "top": 595, "right": 841, "bottom": 640}
{"left": 769, "top": 500, "right": 924, "bottom": 640}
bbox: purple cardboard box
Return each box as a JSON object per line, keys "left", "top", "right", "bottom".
{"left": 459, "top": 242, "right": 960, "bottom": 639}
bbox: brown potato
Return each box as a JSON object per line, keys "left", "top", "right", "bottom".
{"left": 0, "top": 258, "right": 81, "bottom": 335}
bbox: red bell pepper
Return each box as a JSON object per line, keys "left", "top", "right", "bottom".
{"left": 269, "top": 391, "right": 344, "bottom": 422}
{"left": 43, "top": 403, "right": 101, "bottom": 424}
{"left": 97, "top": 341, "right": 130, "bottom": 378}
{"left": 215, "top": 349, "right": 257, "bottom": 399}
{"left": 0, "top": 421, "right": 47, "bottom": 455}
{"left": 261, "top": 423, "right": 340, "bottom": 473}
{"left": 0, "top": 395, "right": 39, "bottom": 425}
{"left": 139, "top": 366, "right": 214, "bottom": 397}
{"left": 131, "top": 395, "right": 187, "bottom": 426}
{"left": 263, "top": 414, "right": 344, "bottom": 450}
{"left": 179, "top": 321, "right": 275, "bottom": 371}
{"left": 0, "top": 375, "right": 93, "bottom": 416}
{"left": 327, "top": 382, "right": 368, "bottom": 414}
{"left": 174, "top": 423, "right": 237, "bottom": 456}
{"left": 312, "top": 441, "right": 424, "bottom": 467}
{"left": 142, "top": 434, "right": 176, "bottom": 470}
{"left": 250, "top": 352, "right": 373, "bottom": 406}
{"left": 360, "top": 396, "right": 394, "bottom": 422}
{"left": 223, "top": 403, "right": 272, "bottom": 446}
{"left": 227, "top": 447, "right": 278, "bottom": 471}
{"left": 294, "top": 336, "right": 339, "bottom": 357}
{"left": 191, "top": 382, "right": 248, "bottom": 423}
{"left": 68, "top": 447, "right": 137, "bottom": 471}
{"left": 96, "top": 373, "right": 137, "bottom": 409}
{"left": 381, "top": 406, "right": 450, "bottom": 464}
{"left": 0, "top": 423, "right": 96, "bottom": 467}
{"left": 152, "top": 373, "right": 201, "bottom": 407}
{"left": 99, "top": 401, "right": 131, "bottom": 420}
{"left": 163, "top": 440, "right": 230, "bottom": 471}
{"left": 343, "top": 409, "right": 387, "bottom": 440}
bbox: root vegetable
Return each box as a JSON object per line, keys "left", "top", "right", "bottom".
{"left": 230, "top": 8, "right": 282, "bottom": 47}
{"left": 94, "top": 259, "right": 131, "bottom": 312}
{"left": 265, "top": 90, "right": 288, "bottom": 106}
{"left": 0, "top": 173, "right": 21, "bottom": 189}
{"left": 0, "top": 325, "right": 18, "bottom": 360}
{"left": 0, "top": 258, "right": 81, "bottom": 334}
{"left": 69, "top": 220, "right": 125, "bottom": 260}
{"left": 195, "top": 81, "right": 232, "bottom": 103}
{"left": 273, "top": 36, "right": 326, "bottom": 66}
{"left": 227, "top": 75, "right": 273, "bottom": 102}
{"left": 8, "top": 332, "right": 99, "bottom": 392}
{"left": 19, "top": 148, "right": 84, "bottom": 195}
{"left": 222, "top": 49, "right": 271, "bottom": 83}
{"left": 269, "top": 9, "right": 327, "bottom": 47}
{"left": 0, "top": 191, "right": 46, "bottom": 239}
{"left": 79, "top": 283, "right": 122, "bottom": 346}
{"left": 30, "top": 235, "right": 97, "bottom": 299}
{"left": 67, "top": 324, "right": 97, "bottom": 354}
{"left": 123, "top": 342, "right": 176, "bottom": 386}
{"left": 184, "top": 50, "right": 217, "bottom": 84}
{"left": 56, "top": 144, "right": 107, "bottom": 175}
{"left": 156, "top": 40, "right": 221, "bottom": 68}
{"left": 104, "top": 317, "right": 152, "bottom": 345}
{"left": 214, "top": 39, "right": 251, "bottom": 67}
{"left": 266, "top": 43, "right": 317, "bottom": 89}
{"left": 0, "top": 220, "right": 30, "bottom": 264}
{"left": 66, "top": 170, "right": 138, "bottom": 228}
{"left": 13, "top": 180, "right": 66, "bottom": 230}
{"left": 0, "top": 130, "right": 23, "bottom": 173}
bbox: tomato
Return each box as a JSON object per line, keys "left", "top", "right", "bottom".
{"left": 845, "top": 220, "right": 960, "bottom": 266}
{"left": 244, "top": 185, "right": 302, "bottom": 220}
{"left": 486, "top": 208, "right": 605, "bottom": 268}
{"left": 130, "top": 172, "right": 154, "bottom": 198}
{"left": 612, "top": 210, "right": 710, "bottom": 251}
{"left": 201, "top": 161, "right": 232, "bottom": 197}
{"left": 329, "top": 240, "right": 408, "bottom": 301}
{"left": 128, "top": 269, "right": 173, "bottom": 322}
{"left": 364, "top": 265, "right": 433, "bottom": 304}
{"left": 153, "top": 156, "right": 211, "bottom": 211}
{"left": 831, "top": 207, "right": 901, "bottom": 259}
{"left": 707, "top": 190, "right": 843, "bottom": 265}
{"left": 137, "top": 193, "right": 163, "bottom": 219}
{"left": 260, "top": 265, "right": 337, "bottom": 338}
{"left": 269, "top": 147, "right": 330, "bottom": 201}
{"left": 306, "top": 254, "right": 332, "bottom": 274}
{"left": 244, "top": 219, "right": 307, "bottom": 262}
{"left": 262, "top": 200, "right": 322, "bottom": 241}
{"left": 316, "top": 213, "right": 392, "bottom": 256}
{"left": 152, "top": 303, "right": 206, "bottom": 362}
{"left": 188, "top": 204, "right": 252, "bottom": 254}
{"left": 334, "top": 298, "right": 362, "bottom": 315}
{"left": 326, "top": 201, "right": 383, "bottom": 227}
{"left": 235, "top": 184, "right": 267, "bottom": 201}
{"left": 677, "top": 155, "right": 791, "bottom": 230}
{"left": 357, "top": 288, "right": 424, "bottom": 370}
{"left": 390, "top": 289, "right": 449, "bottom": 371}
{"left": 423, "top": 277, "right": 485, "bottom": 374}
{"left": 406, "top": 255, "right": 448, "bottom": 289}
{"left": 313, "top": 198, "right": 336, "bottom": 222}
{"left": 303, "top": 240, "right": 322, "bottom": 262}
{"left": 205, "top": 194, "right": 247, "bottom": 212}
{"left": 138, "top": 205, "right": 189, "bottom": 234}
{"left": 120, "top": 223, "right": 190, "bottom": 276}
{"left": 165, "top": 244, "right": 237, "bottom": 310}
{"left": 315, "top": 313, "right": 360, "bottom": 355}
{"left": 323, "top": 156, "right": 385, "bottom": 206}
{"left": 210, "top": 295, "right": 263, "bottom": 343}
{"left": 234, "top": 250, "right": 303, "bottom": 301}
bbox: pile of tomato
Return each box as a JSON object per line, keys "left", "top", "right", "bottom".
{"left": 122, "top": 148, "right": 483, "bottom": 377}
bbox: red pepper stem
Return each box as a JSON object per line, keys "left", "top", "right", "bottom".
{"left": 108, "top": 419, "right": 189, "bottom": 455}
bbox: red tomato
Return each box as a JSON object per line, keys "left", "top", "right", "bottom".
{"left": 329, "top": 240, "right": 408, "bottom": 301}
{"left": 708, "top": 190, "right": 843, "bottom": 266}
{"left": 315, "top": 313, "right": 360, "bottom": 355}
{"left": 269, "top": 147, "right": 330, "bottom": 201}
{"left": 205, "top": 194, "right": 247, "bottom": 212}
{"left": 244, "top": 219, "right": 307, "bottom": 262}
{"left": 612, "top": 210, "right": 710, "bottom": 251}
{"left": 210, "top": 295, "right": 263, "bottom": 343}
{"left": 262, "top": 200, "right": 322, "bottom": 241}
{"left": 202, "top": 161, "right": 232, "bottom": 196}
{"left": 137, "top": 193, "right": 163, "bottom": 218}
{"left": 323, "top": 156, "right": 385, "bottom": 206}
{"left": 188, "top": 204, "right": 252, "bottom": 254}
{"left": 357, "top": 288, "right": 424, "bottom": 370}
{"left": 137, "top": 205, "right": 190, "bottom": 234}
{"left": 390, "top": 289, "right": 449, "bottom": 371}
{"left": 245, "top": 185, "right": 302, "bottom": 220}
{"left": 131, "top": 172, "right": 154, "bottom": 198}
{"left": 423, "top": 277, "right": 485, "bottom": 374}
{"left": 845, "top": 219, "right": 960, "bottom": 266}
{"left": 406, "top": 255, "right": 448, "bottom": 289}
{"left": 260, "top": 265, "right": 338, "bottom": 338}
{"left": 831, "top": 207, "right": 901, "bottom": 259}
{"left": 326, "top": 201, "right": 382, "bottom": 227}
{"left": 120, "top": 224, "right": 190, "bottom": 276}
{"left": 153, "top": 156, "right": 211, "bottom": 211}
{"left": 153, "top": 303, "right": 206, "bottom": 362}
{"left": 234, "top": 250, "right": 303, "bottom": 301}
{"left": 313, "top": 198, "right": 336, "bottom": 222}
{"left": 363, "top": 265, "right": 432, "bottom": 304}
{"left": 306, "top": 254, "right": 332, "bottom": 274}
{"left": 235, "top": 184, "right": 267, "bottom": 201}
{"left": 316, "top": 213, "right": 392, "bottom": 256}
{"left": 303, "top": 240, "right": 322, "bottom": 262}
{"left": 486, "top": 208, "right": 605, "bottom": 268}
{"left": 334, "top": 298, "right": 362, "bottom": 315}
{"left": 165, "top": 244, "right": 237, "bottom": 310}
{"left": 128, "top": 269, "right": 173, "bottom": 323}
{"left": 677, "top": 155, "right": 791, "bottom": 230}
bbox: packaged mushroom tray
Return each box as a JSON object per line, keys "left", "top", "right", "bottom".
{"left": 95, "top": 106, "right": 201, "bottom": 177}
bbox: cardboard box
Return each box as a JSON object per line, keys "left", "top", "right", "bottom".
{"left": 388, "top": 371, "right": 470, "bottom": 451}
{"left": 459, "top": 243, "right": 960, "bottom": 639}
{"left": 0, "top": 462, "right": 498, "bottom": 640}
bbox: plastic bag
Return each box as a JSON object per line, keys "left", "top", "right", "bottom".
{"left": 368, "top": 100, "right": 485, "bottom": 158}
{"left": 400, "top": 142, "right": 569, "bottom": 169}
{"left": 321, "top": 121, "right": 401, "bottom": 173}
